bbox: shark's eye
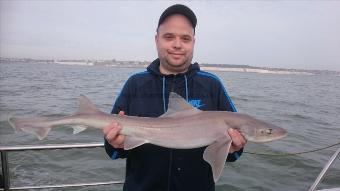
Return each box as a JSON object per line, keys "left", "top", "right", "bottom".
{"left": 266, "top": 129, "right": 273, "bottom": 134}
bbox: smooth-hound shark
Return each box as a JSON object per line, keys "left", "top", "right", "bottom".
{"left": 8, "top": 92, "right": 287, "bottom": 182}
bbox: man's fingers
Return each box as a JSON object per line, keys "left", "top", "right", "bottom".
{"left": 105, "top": 124, "right": 121, "bottom": 140}
{"left": 103, "top": 121, "right": 125, "bottom": 149}
{"left": 228, "top": 128, "right": 247, "bottom": 149}
{"left": 102, "top": 111, "right": 126, "bottom": 149}
{"left": 112, "top": 135, "right": 125, "bottom": 148}
{"left": 102, "top": 121, "right": 118, "bottom": 135}
{"left": 103, "top": 110, "right": 124, "bottom": 134}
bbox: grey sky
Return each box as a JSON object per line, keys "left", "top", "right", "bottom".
{"left": 1, "top": 0, "right": 339, "bottom": 71}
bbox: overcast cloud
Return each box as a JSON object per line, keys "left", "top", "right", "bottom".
{"left": 0, "top": 0, "right": 339, "bottom": 71}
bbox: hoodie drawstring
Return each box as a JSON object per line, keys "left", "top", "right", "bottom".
{"left": 162, "top": 76, "right": 166, "bottom": 113}
{"left": 184, "top": 75, "right": 188, "bottom": 101}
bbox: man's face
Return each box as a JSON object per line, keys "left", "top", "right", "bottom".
{"left": 155, "top": 14, "right": 195, "bottom": 74}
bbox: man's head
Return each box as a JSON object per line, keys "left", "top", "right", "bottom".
{"left": 157, "top": 4, "right": 197, "bottom": 34}
{"left": 155, "top": 4, "right": 197, "bottom": 75}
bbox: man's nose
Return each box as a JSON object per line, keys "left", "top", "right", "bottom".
{"left": 172, "top": 38, "right": 182, "bottom": 49}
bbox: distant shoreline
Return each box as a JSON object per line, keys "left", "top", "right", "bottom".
{"left": 1, "top": 57, "right": 339, "bottom": 76}
{"left": 200, "top": 66, "right": 314, "bottom": 75}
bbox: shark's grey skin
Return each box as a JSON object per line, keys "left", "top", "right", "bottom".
{"left": 8, "top": 92, "right": 287, "bottom": 182}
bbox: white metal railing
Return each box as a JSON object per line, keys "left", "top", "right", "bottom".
{"left": 310, "top": 147, "right": 340, "bottom": 191}
{"left": 0, "top": 142, "right": 124, "bottom": 191}
{"left": 1, "top": 143, "right": 339, "bottom": 191}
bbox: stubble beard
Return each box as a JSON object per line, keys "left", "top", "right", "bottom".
{"left": 161, "top": 54, "right": 193, "bottom": 74}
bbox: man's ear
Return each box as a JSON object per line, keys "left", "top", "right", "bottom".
{"left": 155, "top": 34, "right": 159, "bottom": 48}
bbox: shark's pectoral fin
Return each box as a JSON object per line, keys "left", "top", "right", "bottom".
{"left": 203, "top": 137, "right": 232, "bottom": 183}
{"left": 124, "top": 136, "right": 149, "bottom": 150}
{"left": 72, "top": 125, "right": 88, "bottom": 134}
{"left": 22, "top": 126, "right": 51, "bottom": 141}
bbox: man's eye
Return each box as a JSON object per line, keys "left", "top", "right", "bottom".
{"left": 182, "top": 37, "right": 191, "bottom": 42}
{"left": 164, "top": 35, "right": 174, "bottom": 40}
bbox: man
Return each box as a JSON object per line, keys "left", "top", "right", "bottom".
{"left": 103, "top": 4, "right": 246, "bottom": 191}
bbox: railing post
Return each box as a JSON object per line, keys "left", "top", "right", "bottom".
{"left": 1, "top": 151, "right": 10, "bottom": 191}
{"left": 309, "top": 147, "right": 340, "bottom": 191}
{"left": 0, "top": 143, "right": 125, "bottom": 190}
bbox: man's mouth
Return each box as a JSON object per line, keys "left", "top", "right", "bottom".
{"left": 169, "top": 52, "right": 185, "bottom": 59}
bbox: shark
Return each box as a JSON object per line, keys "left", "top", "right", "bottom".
{"left": 8, "top": 92, "right": 287, "bottom": 182}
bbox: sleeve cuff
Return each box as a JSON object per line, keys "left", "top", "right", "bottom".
{"left": 226, "top": 147, "right": 244, "bottom": 162}
{"left": 111, "top": 150, "right": 119, "bottom": 159}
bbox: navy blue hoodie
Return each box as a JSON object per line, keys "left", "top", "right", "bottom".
{"left": 105, "top": 59, "right": 243, "bottom": 191}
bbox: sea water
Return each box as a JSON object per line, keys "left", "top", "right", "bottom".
{"left": 0, "top": 62, "right": 339, "bottom": 191}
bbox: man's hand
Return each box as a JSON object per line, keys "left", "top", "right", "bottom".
{"left": 227, "top": 128, "right": 247, "bottom": 153}
{"left": 103, "top": 111, "right": 125, "bottom": 149}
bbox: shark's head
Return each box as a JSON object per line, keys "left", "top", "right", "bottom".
{"left": 231, "top": 114, "right": 288, "bottom": 143}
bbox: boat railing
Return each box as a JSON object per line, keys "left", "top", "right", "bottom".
{"left": 0, "top": 142, "right": 124, "bottom": 191}
{"left": 309, "top": 147, "right": 340, "bottom": 191}
{"left": 1, "top": 143, "right": 339, "bottom": 191}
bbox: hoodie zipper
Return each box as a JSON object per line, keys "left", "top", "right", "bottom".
{"left": 170, "top": 74, "right": 177, "bottom": 92}
{"left": 165, "top": 74, "right": 189, "bottom": 191}
{"left": 167, "top": 74, "right": 176, "bottom": 191}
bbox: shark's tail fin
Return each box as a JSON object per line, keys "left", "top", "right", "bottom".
{"left": 8, "top": 116, "right": 53, "bottom": 140}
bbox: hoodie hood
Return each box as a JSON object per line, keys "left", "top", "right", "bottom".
{"left": 147, "top": 58, "right": 200, "bottom": 78}
{"left": 147, "top": 58, "right": 201, "bottom": 112}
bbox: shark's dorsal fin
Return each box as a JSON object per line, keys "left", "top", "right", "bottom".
{"left": 78, "top": 95, "right": 102, "bottom": 114}
{"left": 160, "top": 92, "right": 201, "bottom": 118}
